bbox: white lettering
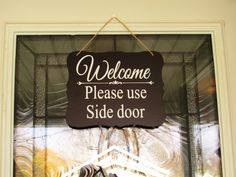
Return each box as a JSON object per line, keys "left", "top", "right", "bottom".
{"left": 86, "top": 105, "right": 94, "bottom": 119}
{"left": 117, "top": 104, "right": 145, "bottom": 119}
{"left": 76, "top": 55, "right": 151, "bottom": 82}
{"left": 84, "top": 85, "right": 124, "bottom": 100}
{"left": 86, "top": 104, "right": 113, "bottom": 119}
{"left": 127, "top": 89, "right": 147, "bottom": 99}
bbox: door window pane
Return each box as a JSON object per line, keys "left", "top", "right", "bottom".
{"left": 14, "top": 35, "right": 221, "bottom": 177}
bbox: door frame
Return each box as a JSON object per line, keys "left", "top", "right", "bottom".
{"left": 0, "top": 22, "right": 234, "bottom": 177}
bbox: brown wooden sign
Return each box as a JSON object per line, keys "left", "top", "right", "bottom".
{"left": 66, "top": 51, "right": 166, "bottom": 128}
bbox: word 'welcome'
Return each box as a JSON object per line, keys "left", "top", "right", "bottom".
{"left": 76, "top": 55, "right": 151, "bottom": 82}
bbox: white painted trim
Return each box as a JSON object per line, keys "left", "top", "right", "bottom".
{"left": 210, "top": 24, "right": 235, "bottom": 177}
{"left": 0, "top": 22, "right": 234, "bottom": 177}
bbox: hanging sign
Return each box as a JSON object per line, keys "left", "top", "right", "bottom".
{"left": 66, "top": 51, "right": 166, "bottom": 128}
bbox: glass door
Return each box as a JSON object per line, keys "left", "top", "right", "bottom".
{"left": 14, "top": 34, "right": 221, "bottom": 177}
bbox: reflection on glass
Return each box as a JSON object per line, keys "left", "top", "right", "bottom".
{"left": 14, "top": 35, "right": 221, "bottom": 177}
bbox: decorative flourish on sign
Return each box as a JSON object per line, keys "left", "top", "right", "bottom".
{"left": 77, "top": 80, "right": 154, "bottom": 85}
{"left": 109, "top": 80, "right": 123, "bottom": 85}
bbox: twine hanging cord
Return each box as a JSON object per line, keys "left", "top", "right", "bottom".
{"left": 76, "top": 17, "right": 154, "bottom": 56}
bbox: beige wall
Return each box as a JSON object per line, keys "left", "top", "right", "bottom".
{"left": 0, "top": 0, "right": 235, "bottom": 174}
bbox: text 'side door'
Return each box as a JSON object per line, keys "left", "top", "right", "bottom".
{"left": 14, "top": 35, "right": 222, "bottom": 177}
